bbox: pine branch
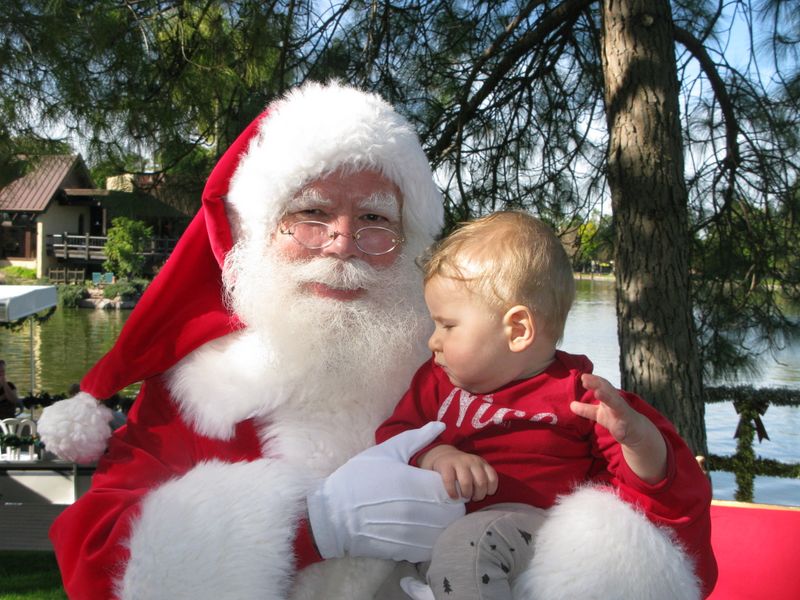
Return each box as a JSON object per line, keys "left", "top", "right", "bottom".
{"left": 673, "top": 26, "right": 741, "bottom": 232}
{"left": 427, "top": 0, "right": 595, "bottom": 165}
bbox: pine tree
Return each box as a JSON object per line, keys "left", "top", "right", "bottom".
{"left": 443, "top": 577, "right": 453, "bottom": 594}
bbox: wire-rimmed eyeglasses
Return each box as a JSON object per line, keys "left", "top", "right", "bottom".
{"left": 279, "top": 220, "right": 405, "bottom": 256}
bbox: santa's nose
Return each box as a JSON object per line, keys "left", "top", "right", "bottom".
{"left": 320, "top": 218, "right": 360, "bottom": 259}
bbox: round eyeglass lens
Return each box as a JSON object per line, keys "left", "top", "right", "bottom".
{"left": 355, "top": 227, "right": 401, "bottom": 254}
{"left": 293, "top": 222, "right": 330, "bottom": 248}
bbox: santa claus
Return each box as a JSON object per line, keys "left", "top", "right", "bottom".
{"left": 39, "top": 82, "right": 705, "bottom": 600}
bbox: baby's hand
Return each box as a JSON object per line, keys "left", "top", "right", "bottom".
{"left": 571, "top": 373, "right": 667, "bottom": 483}
{"left": 419, "top": 444, "right": 498, "bottom": 501}
{"left": 571, "top": 373, "right": 649, "bottom": 445}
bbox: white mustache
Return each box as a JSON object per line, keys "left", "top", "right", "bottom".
{"left": 289, "top": 257, "right": 381, "bottom": 290}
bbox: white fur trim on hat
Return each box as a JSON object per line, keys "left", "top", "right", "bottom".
{"left": 512, "top": 486, "right": 701, "bottom": 600}
{"left": 226, "top": 81, "right": 443, "bottom": 254}
{"left": 37, "top": 392, "right": 113, "bottom": 464}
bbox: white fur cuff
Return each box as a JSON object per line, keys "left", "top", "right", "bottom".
{"left": 120, "top": 458, "right": 312, "bottom": 600}
{"left": 512, "top": 487, "right": 701, "bottom": 600}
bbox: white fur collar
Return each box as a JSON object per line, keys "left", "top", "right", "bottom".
{"left": 166, "top": 330, "right": 280, "bottom": 440}
{"left": 165, "top": 329, "right": 425, "bottom": 473}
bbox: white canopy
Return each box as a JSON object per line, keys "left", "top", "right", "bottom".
{"left": 0, "top": 285, "right": 58, "bottom": 322}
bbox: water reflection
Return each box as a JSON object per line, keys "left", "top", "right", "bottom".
{"left": 564, "top": 278, "right": 800, "bottom": 391}
{"left": 563, "top": 278, "right": 620, "bottom": 384}
{"left": 0, "top": 308, "right": 134, "bottom": 396}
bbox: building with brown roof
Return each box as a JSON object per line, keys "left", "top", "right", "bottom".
{"left": 0, "top": 155, "right": 189, "bottom": 279}
{"left": 0, "top": 155, "right": 100, "bottom": 278}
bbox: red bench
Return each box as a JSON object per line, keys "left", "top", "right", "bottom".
{"left": 708, "top": 500, "right": 800, "bottom": 599}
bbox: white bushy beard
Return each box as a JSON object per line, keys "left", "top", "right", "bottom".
{"left": 221, "top": 239, "right": 430, "bottom": 403}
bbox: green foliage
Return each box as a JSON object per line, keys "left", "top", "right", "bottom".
{"left": 566, "top": 214, "right": 614, "bottom": 270}
{"left": 103, "top": 218, "right": 154, "bottom": 279}
{"left": 0, "top": 132, "right": 72, "bottom": 187}
{"left": 693, "top": 194, "right": 800, "bottom": 379}
{"left": 1, "top": 266, "right": 36, "bottom": 282}
{"left": 0, "top": 432, "right": 37, "bottom": 448}
{"left": 89, "top": 153, "right": 147, "bottom": 191}
{"left": 0, "top": 0, "right": 288, "bottom": 203}
{"left": 0, "top": 551, "right": 66, "bottom": 599}
{"left": 56, "top": 284, "right": 87, "bottom": 309}
{"left": 102, "top": 279, "right": 148, "bottom": 300}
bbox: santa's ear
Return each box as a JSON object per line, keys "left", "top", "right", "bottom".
{"left": 502, "top": 305, "right": 536, "bottom": 352}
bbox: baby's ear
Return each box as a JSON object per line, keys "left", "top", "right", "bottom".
{"left": 503, "top": 305, "right": 535, "bottom": 352}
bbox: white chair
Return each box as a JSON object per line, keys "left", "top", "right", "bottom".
{"left": 1, "top": 418, "right": 38, "bottom": 460}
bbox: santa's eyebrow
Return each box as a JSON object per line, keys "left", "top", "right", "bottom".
{"left": 286, "top": 188, "right": 333, "bottom": 210}
{"left": 358, "top": 192, "right": 401, "bottom": 220}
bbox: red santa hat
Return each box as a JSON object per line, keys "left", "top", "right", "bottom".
{"left": 38, "top": 81, "right": 443, "bottom": 463}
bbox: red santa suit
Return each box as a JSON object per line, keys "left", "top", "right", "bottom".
{"left": 38, "top": 82, "right": 710, "bottom": 600}
{"left": 376, "top": 352, "right": 717, "bottom": 597}
{"left": 39, "top": 82, "right": 444, "bottom": 599}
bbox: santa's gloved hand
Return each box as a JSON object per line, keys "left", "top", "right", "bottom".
{"left": 307, "top": 421, "right": 465, "bottom": 562}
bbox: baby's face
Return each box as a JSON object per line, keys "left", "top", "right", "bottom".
{"left": 424, "top": 275, "right": 510, "bottom": 394}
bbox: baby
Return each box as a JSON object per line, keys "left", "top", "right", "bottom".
{"left": 376, "top": 211, "right": 715, "bottom": 599}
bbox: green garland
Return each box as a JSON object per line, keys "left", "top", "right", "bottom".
{"left": 707, "top": 454, "right": 800, "bottom": 479}
{"left": 0, "top": 432, "right": 38, "bottom": 448}
{"left": 705, "top": 385, "right": 800, "bottom": 503}
{"left": 706, "top": 385, "right": 800, "bottom": 407}
{"left": 5, "top": 386, "right": 799, "bottom": 502}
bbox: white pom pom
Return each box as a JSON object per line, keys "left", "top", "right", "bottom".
{"left": 38, "top": 392, "right": 114, "bottom": 464}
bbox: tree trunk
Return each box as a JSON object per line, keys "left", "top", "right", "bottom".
{"left": 600, "top": 0, "right": 707, "bottom": 454}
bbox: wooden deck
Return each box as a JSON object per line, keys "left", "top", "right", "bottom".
{"left": 0, "top": 503, "right": 66, "bottom": 550}
{"left": 45, "top": 233, "right": 178, "bottom": 263}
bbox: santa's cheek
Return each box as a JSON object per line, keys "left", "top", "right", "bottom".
{"left": 361, "top": 252, "right": 400, "bottom": 269}
{"left": 273, "top": 240, "right": 315, "bottom": 261}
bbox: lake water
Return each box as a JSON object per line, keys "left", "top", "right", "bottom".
{"left": 1, "top": 278, "right": 798, "bottom": 505}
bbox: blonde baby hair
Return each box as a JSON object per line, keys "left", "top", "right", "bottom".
{"left": 422, "top": 211, "right": 576, "bottom": 341}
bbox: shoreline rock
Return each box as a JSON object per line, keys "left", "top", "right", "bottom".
{"left": 78, "top": 288, "right": 138, "bottom": 310}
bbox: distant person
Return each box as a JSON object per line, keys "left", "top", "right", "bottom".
{"left": 377, "top": 212, "right": 716, "bottom": 600}
{"left": 0, "top": 359, "right": 20, "bottom": 419}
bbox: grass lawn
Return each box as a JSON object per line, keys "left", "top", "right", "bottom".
{"left": 0, "top": 552, "right": 66, "bottom": 600}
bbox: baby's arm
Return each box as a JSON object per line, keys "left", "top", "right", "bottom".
{"left": 570, "top": 373, "right": 667, "bottom": 484}
{"left": 418, "top": 445, "right": 499, "bottom": 501}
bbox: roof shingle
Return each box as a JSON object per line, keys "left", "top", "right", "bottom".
{"left": 0, "top": 155, "right": 81, "bottom": 212}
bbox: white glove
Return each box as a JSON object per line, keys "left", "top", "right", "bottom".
{"left": 307, "top": 421, "right": 466, "bottom": 563}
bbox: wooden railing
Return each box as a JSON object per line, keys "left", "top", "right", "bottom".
{"left": 47, "top": 268, "right": 86, "bottom": 284}
{"left": 45, "top": 233, "right": 178, "bottom": 262}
